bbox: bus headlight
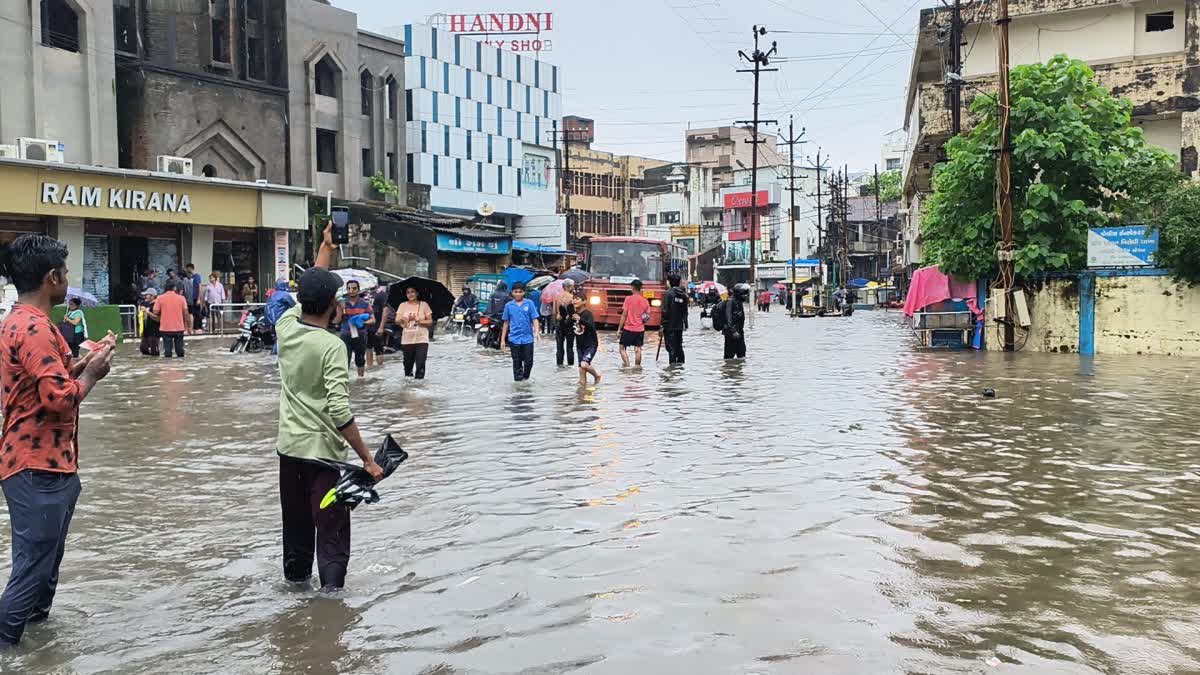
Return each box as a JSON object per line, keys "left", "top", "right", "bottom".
{"left": 589, "top": 295, "right": 601, "bottom": 306}
{"left": 650, "top": 299, "right": 662, "bottom": 307}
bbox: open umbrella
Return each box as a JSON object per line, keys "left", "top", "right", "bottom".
{"left": 387, "top": 276, "right": 456, "bottom": 319}
{"left": 319, "top": 435, "right": 409, "bottom": 510}
{"left": 65, "top": 288, "right": 100, "bottom": 308}
{"left": 332, "top": 268, "right": 379, "bottom": 293}
{"left": 526, "top": 275, "right": 555, "bottom": 290}
{"left": 559, "top": 268, "right": 590, "bottom": 285}
{"left": 696, "top": 281, "right": 728, "bottom": 297}
{"left": 539, "top": 278, "right": 575, "bottom": 304}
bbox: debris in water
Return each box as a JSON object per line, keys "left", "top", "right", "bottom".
{"left": 982, "top": 388, "right": 997, "bottom": 398}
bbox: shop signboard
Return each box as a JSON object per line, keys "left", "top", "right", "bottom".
{"left": 436, "top": 231, "right": 512, "bottom": 255}
{"left": 1087, "top": 225, "right": 1158, "bottom": 267}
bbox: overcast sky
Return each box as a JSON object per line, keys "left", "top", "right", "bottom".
{"left": 337, "top": 0, "right": 931, "bottom": 172}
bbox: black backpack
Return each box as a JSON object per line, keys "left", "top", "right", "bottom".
{"left": 710, "top": 300, "right": 728, "bottom": 332}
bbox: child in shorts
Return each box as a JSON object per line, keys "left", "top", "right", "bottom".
{"left": 572, "top": 295, "right": 601, "bottom": 386}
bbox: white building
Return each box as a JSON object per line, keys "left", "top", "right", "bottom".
{"left": 629, "top": 163, "right": 721, "bottom": 255}
{"left": 399, "top": 24, "right": 565, "bottom": 247}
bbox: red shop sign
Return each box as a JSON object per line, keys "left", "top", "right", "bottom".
{"left": 724, "top": 190, "right": 769, "bottom": 209}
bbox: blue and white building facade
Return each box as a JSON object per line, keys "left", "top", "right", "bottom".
{"left": 400, "top": 24, "right": 565, "bottom": 247}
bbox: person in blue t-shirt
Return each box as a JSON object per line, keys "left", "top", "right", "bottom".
{"left": 500, "top": 282, "right": 540, "bottom": 381}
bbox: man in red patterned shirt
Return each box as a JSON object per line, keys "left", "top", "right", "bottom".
{"left": 0, "top": 235, "right": 114, "bottom": 648}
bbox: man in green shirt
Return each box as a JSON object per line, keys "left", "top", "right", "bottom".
{"left": 276, "top": 223, "right": 383, "bottom": 591}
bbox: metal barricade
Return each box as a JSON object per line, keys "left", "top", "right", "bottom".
{"left": 117, "top": 304, "right": 139, "bottom": 339}
{"left": 207, "top": 303, "right": 266, "bottom": 335}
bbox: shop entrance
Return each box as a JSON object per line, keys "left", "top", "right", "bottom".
{"left": 213, "top": 228, "right": 260, "bottom": 303}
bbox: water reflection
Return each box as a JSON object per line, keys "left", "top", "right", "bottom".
{"left": 2, "top": 310, "right": 1198, "bottom": 672}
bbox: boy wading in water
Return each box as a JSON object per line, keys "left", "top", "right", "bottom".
{"left": 572, "top": 295, "right": 601, "bottom": 386}
{"left": 500, "top": 282, "right": 540, "bottom": 382}
{"left": 275, "top": 224, "right": 383, "bottom": 591}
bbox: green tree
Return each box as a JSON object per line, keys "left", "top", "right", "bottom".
{"left": 1155, "top": 181, "right": 1200, "bottom": 282}
{"left": 921, "top": 54, "right": 1180, "bottom": 279}
{"left": 866, "top": 169, "right": 902, "bottom": 202}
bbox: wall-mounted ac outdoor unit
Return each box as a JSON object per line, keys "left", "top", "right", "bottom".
{"left": 0, "top": 145, "right": 18, "bottom": 159}
{"left": 17, "top": 138, "right": 64, "bottom": 163}
{"left": 156, "top": 155, "right": 194, "bottom": 175}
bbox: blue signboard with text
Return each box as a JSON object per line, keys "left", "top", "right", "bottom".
{"left": 1087, "top": 226, "right": 1158, "bottom": 267}
{"left": 436, "top": 232, "right": 512, "bottom": 255}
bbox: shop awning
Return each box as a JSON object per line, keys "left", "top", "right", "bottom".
{"left": 513, "top": 241, "right": 573, "bottom": 255}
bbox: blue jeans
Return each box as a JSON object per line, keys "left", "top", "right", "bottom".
{"left": 0, "top": 470, "right": 81, "bottom": 645}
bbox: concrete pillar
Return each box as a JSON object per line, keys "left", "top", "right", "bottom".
{"left": 55, "top": 217, "right": 87, "bottom": 286}
{"left": 189, "top": 225, "right": 215, "bottom": 280}
{"left": 1079, "top": 272, "right": 1096, "bottom": 356}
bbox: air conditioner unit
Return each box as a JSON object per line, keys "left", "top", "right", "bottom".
{"left": 0, "top": 145, "right": 18, "bottom": 159}
{"left": 17, "top": 138, "right": 64, "bottom": 163}
{"left": 156, "top": 155, "right": 194, "bottom": 175}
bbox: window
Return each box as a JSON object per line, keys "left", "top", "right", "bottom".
{"left": 466, "top": 133, "right": 472, "bottom": 159}
{"left": 1147, "top": 11, "right": 1174, "bottom": 32}
{"left": 209, "top": 0, "right": 231, "bottom": 65}
{"left": 487, "top": 75, "right": 493, "bottom": 103}
{"left": 487, "top": 135, "right": 493, "bottom": 163}
{"left": 361, "top": 148, "right": 373, "bottom": 177}
{"left": 516, "top": 56, "right": 522, "bottom": 82}
{"left": 498, "top": 168, "right": 503, "bottom": 194}
{"left": 406, "top": 153, "right": 414, "bottom": 183}
{"left": 404, "top": 88, "right": 412, "bottom": 121}
{"left": 360, "top": 71, "right": 373, "bottom": 116}
{"left": 316, "top": 129, "right": 338, "bottom": 173}
{"left": 660, "top": 211, "right": 681, "bottom": 224}
{"left": 476, "top": 102, "right": 483, "bottom": 132}
{"left": 552, "top": 65, "right": 558, "bottom": 93}
{"left": 244, "top": 0, "right": 266, "bottom": 80}
{"left": 477, "top": 161, "right": 483, "bottom": 192}
{"left": 456, "top": 158, "right": 462, "bottom": 189}
{"left": 455, "top": 97, "right": 461, "bottom": 127}
{"left": 41, "top": 0, "right": 80, "bottom": 52}
{"left": 507, "top": 138, "right": 513, "bottom": 166}
{"left": 421, "top": 121, "right": 427, "bottom": 152}
{"left": 315, "top": 56, "right": 337, "bottom": 97}
{"left": 432, "top": 94, "right": 438, "bottom": 122}
{"left": 507, "top": 80, "right": 512, "bottom": 108}
{"left": 885, "top": 157, "right": 901, "bottom": 171}
{"left": 647, "top": 214, "right": 658, "bottom": 227}
{"left": 444, "top": 126, "right": 450, "bottom": 155}
{"left": 387, "top": 152, "right": 397, "bottom": 181}
{"left": 113, "top": 0, "right": 138, "bottom": 54}
{"left": 516, "top": 111, "right": 522, "bottom": 140}
{"left": 443, "top": 62, "right": 450, "bottom": 94}
{"left": 201, "top": 164, "right": 217, "bottom": 178}
{"left": 466, "top": 71, "right": 472, "bottom": 99}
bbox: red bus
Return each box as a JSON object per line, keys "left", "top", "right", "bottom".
{"left": 581, "top": 237, "right": 688, "bottom": 329}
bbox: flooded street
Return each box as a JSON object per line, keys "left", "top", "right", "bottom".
{"left": 5, "top": 309, "right": 1200, "bottom": 674}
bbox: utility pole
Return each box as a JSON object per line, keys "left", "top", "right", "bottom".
{"left": 780, "top": 116, "right": 805, "bottom": 316}
{"left": 874, "top": 163, "right": 882, "bottom": 280}
{"left": 737, "top": 25, "right": 778, "bottom": 322}
{"left": 549, "top": 128, "right": 576, "bottom": 252}
{"left": 948, "top": 0, "right": 964, "bottom": 136}
{"left": 996, "top": 0, "right": 1015, "bottom": 350}
{"left": 807, "top": 149, "right": 827, "bottom": 310}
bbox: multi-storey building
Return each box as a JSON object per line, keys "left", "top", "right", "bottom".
{"left": 900, "top": 0, "right": 1200, "bottom": 279}
{"left": 399, "top": 23, "right": 565, "bottom": 248}
{"left": 686, "top": 126, "right": 786, "bottom": 189}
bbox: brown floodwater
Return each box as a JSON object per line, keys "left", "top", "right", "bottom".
{"left": 3, "top": 309, "right": 1200, "bottom": 674}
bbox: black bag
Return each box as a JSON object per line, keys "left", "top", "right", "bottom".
{"left": 710, "top": 300, "right": 728, "bottom": 332}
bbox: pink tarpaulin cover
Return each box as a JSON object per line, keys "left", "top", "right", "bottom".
{"left": 903, "top": 265, "right": 983, "bottom": 318}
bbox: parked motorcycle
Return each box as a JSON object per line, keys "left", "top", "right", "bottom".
{"left": 445, "top": 306, "right": 480, "bottom": 337}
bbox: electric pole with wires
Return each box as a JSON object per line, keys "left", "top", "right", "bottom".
{"left": 996, "top": 0, "right": 1015, "bottom": 350}
{"left": 779, "top": 115, "right": 806, "bottom": 316}
{"left": 737, "top": 25, "right": 777, "bottom": 325}
{"left": 945, "top": 0, "right": 964, "bottom": 136}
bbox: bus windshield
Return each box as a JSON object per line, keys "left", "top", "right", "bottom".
{"left": 589, "top": 242, "right": 665, "bottom": 281}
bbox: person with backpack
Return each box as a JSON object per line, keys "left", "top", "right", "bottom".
{"left": 713, "top": 283, "right": 749, "bottom": 360}
{"left": 660, "top": 274, "right": 688, "bottom": 365}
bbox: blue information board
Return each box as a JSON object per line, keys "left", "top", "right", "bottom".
{"left": 1087, "top": 226, "right": 1158, "bottom": 267}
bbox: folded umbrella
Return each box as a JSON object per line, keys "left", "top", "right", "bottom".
{"left": 319, "top": 435, "right": 409, "bottom": 510}
{"left": 387, "top": 276, "right": 456, "bottom": 320}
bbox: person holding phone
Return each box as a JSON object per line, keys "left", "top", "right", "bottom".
{"left": 397, "top": 286, "right": 433, "bottom": 379}
{"left": 0, "top": 234, "right": 116, "bottom": 647}
{"left": 274, "top": 223, "right": 383, "bottom": 592}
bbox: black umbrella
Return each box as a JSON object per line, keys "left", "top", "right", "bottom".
{"left": 319, "top": 435, "right": 409, "bottom": 510}
{"left": 387, "top": 276, "right": 456, "bottom": 319}
{"left": 559, "top": 268, "right": 590, "bottom": 284}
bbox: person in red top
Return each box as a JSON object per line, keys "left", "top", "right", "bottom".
{"left": 0, "top": 234, "right": 114, "bottom": 647}
{"left": 152, "top": 281, "right": 191, "bottom": 358}
{"left": 617, "top": 279, "right": 651, "bottom": 368}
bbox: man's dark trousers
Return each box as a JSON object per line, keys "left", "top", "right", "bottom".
{"left": 510, "top": 342, "right": 534, "bottom": 381}
{"left": 0, "top": 470, "right": 81, "bottom": 645}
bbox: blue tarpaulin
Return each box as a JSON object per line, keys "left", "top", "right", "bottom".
{"left": 502, "top": 267, "right": 537, "bottom": 287}
{"left": 513, "top": 241, "right": 573, "bottom": 255}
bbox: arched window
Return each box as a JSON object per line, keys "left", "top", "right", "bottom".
{"left": 314, "top": 56, "right": 337, "bottom": 97}
{"left": 360, "top": 70, "right": 373, "bottom": 116}
{"left": 202, "top": 164, "right": 217, "bottom": 178}
{"left": 40, "top": 0, "right": 80, "bottom": 52}
{"left": 386, "top": 76, "right": 399, "bottom": 120}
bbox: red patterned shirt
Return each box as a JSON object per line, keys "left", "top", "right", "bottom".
{"left": 0, "top": 304, "right": 83, "bottom": 479}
